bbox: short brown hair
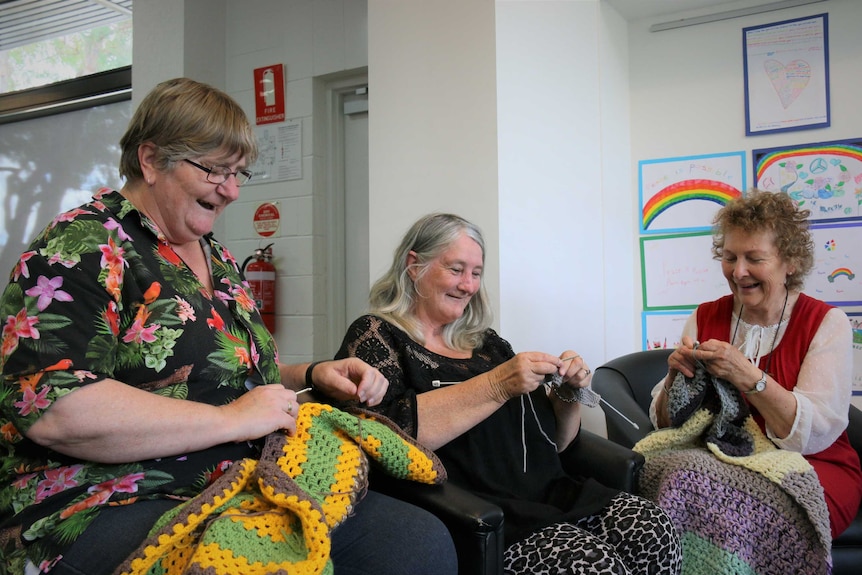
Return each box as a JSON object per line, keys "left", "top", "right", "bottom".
{"left": 711, "top": 189, "right": 813, "bottom": 291}
{"left": 119, "top": 77, "right": 258, "bottom": 181}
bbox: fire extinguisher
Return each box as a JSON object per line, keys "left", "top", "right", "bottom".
{"left": 241, "top": 243, "right": 276, "bottom": 333}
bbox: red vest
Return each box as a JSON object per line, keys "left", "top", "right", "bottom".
{"left": 697, "top": 294, "right": 862, "bottom": 537}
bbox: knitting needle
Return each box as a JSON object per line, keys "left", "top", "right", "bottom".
{"left": 598, "top": 397, "right": 640, "bottom": 429}
{"left": 296, "top": 387, "right": 312, "bottom": 395}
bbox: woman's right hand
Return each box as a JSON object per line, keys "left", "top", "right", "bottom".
{"left": 485, "top": 352, "right": 562, "bottom": 403}
{"left": 667, "top": 336, "right": 698, "bottom": 381}
{"left": 222, "top": 384, "right": 299, "bottom": 440}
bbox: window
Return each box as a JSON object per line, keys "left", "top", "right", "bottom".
{"left": 0, "top": 0, "right": 132, "bottom": 123}
{"left": 0, "top": 1, "right": 133, "bottom": 275}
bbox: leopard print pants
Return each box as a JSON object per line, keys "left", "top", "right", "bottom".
{"left": 503, "top": 492, "right": 681, "bottom": 575}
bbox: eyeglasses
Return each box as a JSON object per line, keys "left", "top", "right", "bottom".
{"left": 183, "top": 159, "right": 253, "bottom": 187}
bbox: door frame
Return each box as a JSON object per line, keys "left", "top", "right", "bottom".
{"left": 318, "top": 69, "right": 368, "bottom": 355}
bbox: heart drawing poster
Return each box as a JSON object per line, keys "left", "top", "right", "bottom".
{"left": 743, "top": 14, "right": 829, "bottom": 135}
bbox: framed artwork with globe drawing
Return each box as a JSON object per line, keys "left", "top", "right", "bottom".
{"left": 743, "top": 13, "right": 829, "bottom": 136}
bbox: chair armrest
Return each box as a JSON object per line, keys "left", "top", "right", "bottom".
{"left": 559, "top": 428, "right": 644, "bottom": 493}
{"left": 371, "top": 472, "right": 505, "bottom": 575}
{"left": 373, "top": 474, "right": 503, "bottom": 533}
{"left": 846, "top": 404, "right": 862, "bottom": 458}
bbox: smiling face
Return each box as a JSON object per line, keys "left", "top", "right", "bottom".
{"left": 141, "top": 146, "right": 245, "bottom": 245}
{"left": 409, "top": 231, "right": 484, "bottom": 330}
{"left": 720, "top": 228, "right": 794, "bottom": 322}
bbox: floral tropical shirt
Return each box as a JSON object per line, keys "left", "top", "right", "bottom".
{"left": 0, "top": 188, "right": 280, "bottom": 573}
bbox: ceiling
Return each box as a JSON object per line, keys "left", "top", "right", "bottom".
{"left": 0, "top": 0, "right": 132, "bottom": 52}
{"left": 0, "top": 0, "right": 828, "bottom": 53}
{"left": 605, "top": 0, "right": 825, "bottom": 21}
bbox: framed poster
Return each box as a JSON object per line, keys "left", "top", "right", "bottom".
{"left": 753, "top": 138, "right": 862, "bottom": 222}
{"left": 247, "top": 119, "right": 303, "bottom": 184}
{"left": 642, "top": 310, "right": 693, "bottom": 351}
{"left": 743, "top": 13, "right": 829, "bottom": 135}
{"left": 641, "top": 231, "right": 728, "bottom": 310}
{"left": 808, "top": 222, "right": 862, "bottom": 306}
{"left": 639, "top": 151, "right": 746, "bottom": 235}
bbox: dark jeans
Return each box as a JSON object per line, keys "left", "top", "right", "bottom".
{"left": 48, "top": 490, "right": 456, "bottom": 575}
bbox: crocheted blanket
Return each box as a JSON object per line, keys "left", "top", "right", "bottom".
{"left": 634, "top": 367, "right": 832, "bottom": 575}
{"left": 113, "top": 403, "right": 446, "bottom": 575}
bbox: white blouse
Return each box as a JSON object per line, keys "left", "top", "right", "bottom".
{"left": 649, "top": 305, "right": 853, "bottom": 455}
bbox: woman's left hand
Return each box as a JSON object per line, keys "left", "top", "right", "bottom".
{"left": 558, "top": 350, "right": 591, "bottom": 389}
{"left": 689, "top": 339, "right": 760, "bottom": 391}
{"left": 310, "top": 358, "right": 389, "bottom": 406}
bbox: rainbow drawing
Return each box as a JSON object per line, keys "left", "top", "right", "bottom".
{"left": 756, "top": 144, "right": 862, "bottom": 181}
{"left": 827, "top": 268, "right": 856, "bottom": 283}
{"left": 642, "top": 179, "right": 742, "bottom": 230}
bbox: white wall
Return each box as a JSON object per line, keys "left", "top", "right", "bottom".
{"left": 367, "top": 0, "right": 500, "bottom": 313}
{"left": 625, "top": 0, "right": 862, "bottom": 407}
{"left": 496, "top": 1, "right": 634, "bottom": 365}
{"left": 220, "top": 0, "right": 369, "bottom": 363}
{"left": 495, "top": 0, "right": 632, "bottom": 433}
{"left": 131, "top": 0, "right": 226, "bottom": 108}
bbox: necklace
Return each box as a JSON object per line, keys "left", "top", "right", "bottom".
{"left": 730, "top": 289, "right": 789, "bottom": 377}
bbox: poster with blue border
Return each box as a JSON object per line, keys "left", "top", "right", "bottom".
{"left": 849, "top": 312, "right": 862, "bottom": 396}
{"left": 753, "top": 137, "right": 862, "bottom": 223}
{"left": 743, "top": 14, "right": 830, "bottom": 135}
{"left": 641, "top": 310, "right": 693, "bottom": 351}
{"left": 639, "top": 151, "right": 746, "bottom": 235}
{"left": 808, "top": 221, "right": 862, "bottom": 306}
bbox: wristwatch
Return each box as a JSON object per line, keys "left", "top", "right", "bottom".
{"left": 745, "top": 371, "right": 767, "bottom": 395}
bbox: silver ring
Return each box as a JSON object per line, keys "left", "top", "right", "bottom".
{"left": 286, "top": 402, "right": 293, "bottom": 416}
{"left": 584, "top": 368, "right": 591, "bottom": 375}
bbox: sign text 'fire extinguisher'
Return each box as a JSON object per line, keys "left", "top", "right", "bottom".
{"left": 242, "top": 244, "right": 276, "bottom": 334}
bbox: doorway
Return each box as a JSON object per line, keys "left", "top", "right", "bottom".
{"left": 321, "top": 71, "right": 369, "bottom": 355}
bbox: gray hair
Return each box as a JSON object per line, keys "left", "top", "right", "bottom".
{"left": 369, "top": 213, "right": 493, "bottom": 351}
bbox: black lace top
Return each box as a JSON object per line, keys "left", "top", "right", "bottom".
{"left": 335, "top": 315, "right": 618, "bottom": 544}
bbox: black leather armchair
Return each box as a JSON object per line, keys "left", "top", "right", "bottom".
{"left": 590, "top": 348, "right": 862, "bottom": 575}
{"left": 373, "top": 428, "right": 643, "bottom": 575}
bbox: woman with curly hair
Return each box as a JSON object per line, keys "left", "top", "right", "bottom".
{"left": 647, "top": 189, "right": 862, "bottom": 574}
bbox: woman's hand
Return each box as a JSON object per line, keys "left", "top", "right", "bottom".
{"left": 308, "top": 358, "right": 388, "bottom": 406}
{"left": 667, "top": 336, "right": 698, "bottom": 381}
{"left": 549, "top": 350, "right": 591, "bottom": 451}
{"left": 223, "top": 384, "right": 299, "bottom": 438}
{"left": 557, "top": 350, "right": 592, "bottom": 389}
{"left": 686, "top": 338, "right": 761, "bottom": 392}
{"left": 485, "top": 352, "right": 565, "bottom": 403}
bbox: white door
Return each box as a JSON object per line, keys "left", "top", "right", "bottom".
{"left": 323, "top": 75, "right": 369, "bottom": 355}
{"left": 342, "top": 89, "right": 369, "bottom": 333}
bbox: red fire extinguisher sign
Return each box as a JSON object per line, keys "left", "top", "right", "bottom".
{"left": 254, "top": 64, "right": 285, "bottom": 125}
